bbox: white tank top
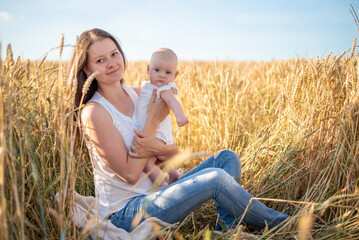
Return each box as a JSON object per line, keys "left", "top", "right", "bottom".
{"left": 84, "top": 85, "right": 153, "bottom": 218}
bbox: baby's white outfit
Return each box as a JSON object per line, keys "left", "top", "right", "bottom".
{"left": 136, "top": 81, "right": 178, "bottom": 145}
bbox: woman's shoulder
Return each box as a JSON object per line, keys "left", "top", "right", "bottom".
{"left": 81, "top": 102, "right": 112, "bottom": 124}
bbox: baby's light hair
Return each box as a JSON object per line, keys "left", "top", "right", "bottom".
{"left": 151, "top": 48, "right": 178, "bottom": 64}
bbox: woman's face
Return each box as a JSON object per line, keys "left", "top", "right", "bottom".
{"left": 85, "top": 38, "right": 125, "bottom": 85}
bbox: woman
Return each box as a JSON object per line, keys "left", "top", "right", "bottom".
{"left": 69, "top": 28, "right": 289, "bottom": 233}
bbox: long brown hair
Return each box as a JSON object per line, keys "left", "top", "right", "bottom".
{"left": 68, "top": 28, "right": 126, "bottom": 108}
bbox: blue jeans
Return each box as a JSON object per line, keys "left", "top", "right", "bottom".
{"left": 109, "top": 150, "right": 289, "bottom": 232}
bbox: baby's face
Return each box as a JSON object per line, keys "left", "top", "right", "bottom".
{"left": 147, "top": 56, "right": 178, "bottom": 87}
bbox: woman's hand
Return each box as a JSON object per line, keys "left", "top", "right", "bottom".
{"left": 129, "top": 129, "right": 164, "bottom": 158}
{"left": 130, "top": 89, "right": 178, "bottom": 160}
{"left": 129, "top": 129, "right": 179, "bottom": 161}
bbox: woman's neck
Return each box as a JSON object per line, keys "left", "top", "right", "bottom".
{"left": 97, "top": 82, "right": 134, "bottom": 117}
{"left": 97, "top": 82, "right": 125, "bottom": 101}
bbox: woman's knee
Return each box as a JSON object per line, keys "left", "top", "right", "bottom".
{"left": 214, "top": 149, "right": 238, "bottom": 160}
{"left": 213, "top": 149, "right": 226, "bottom": 159}
{"left": 214, "top": 149, "right": 241, "bottom": 167}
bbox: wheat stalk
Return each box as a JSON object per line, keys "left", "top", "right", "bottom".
{"left": 59, "top": 34, "right": 64, "bottom": 59}
{"left": 350, "top": 38, "right": 357, "bottom": 58}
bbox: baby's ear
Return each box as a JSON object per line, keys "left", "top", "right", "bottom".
{"left": 147, "top": 65, "right": 150, "bottom": 74}
{"left": 174, "top": 71, "right": 179, "bottom": 79}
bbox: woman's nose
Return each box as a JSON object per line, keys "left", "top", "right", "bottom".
{"left": 107, "top": 58, "right": 115, "bottom": 68}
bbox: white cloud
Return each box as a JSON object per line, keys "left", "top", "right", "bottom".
{"left": 0, "top": 11, "right": 12, "bottom": 21}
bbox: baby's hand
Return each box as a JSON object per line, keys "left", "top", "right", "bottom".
{"left": 176, "top": 116, "right": 189, "bottom": 127}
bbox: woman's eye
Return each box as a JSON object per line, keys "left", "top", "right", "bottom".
{"left": 112, "top": 52, "right": 118, "bottom": 56}
{"left": 96, "top": 59, "right": 103, "bottom": 63}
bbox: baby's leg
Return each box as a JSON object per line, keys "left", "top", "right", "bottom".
{"left": 151, "top": 138, "right": 179, "bottom": 185}
{"left": 144, "top": 157, "right": 168, "bottom": 189}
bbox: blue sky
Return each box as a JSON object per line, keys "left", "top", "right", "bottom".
{"left": 0, "top": 0, "right": 358, "bottom": 61}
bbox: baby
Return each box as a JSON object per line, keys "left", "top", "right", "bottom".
{"left": 136, "top": 48, "right": 189, "bottom": 189}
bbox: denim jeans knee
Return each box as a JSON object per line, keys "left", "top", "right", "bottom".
{"left": 214, "top": 149, "right": 236, "bottom": 159}
{"left": 213, "top": 149, "right": 241, "bottom": 180}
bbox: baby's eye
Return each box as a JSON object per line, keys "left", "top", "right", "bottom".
{"left": 155, "top": 69, "right": 160, "bottom": 72}
{"left": 166, "top": 71, "right": 171, "bottom": 74}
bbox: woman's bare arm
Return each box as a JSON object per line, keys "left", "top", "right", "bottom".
{"left": 81, "top": 104, "right": 148, "bottom": 184}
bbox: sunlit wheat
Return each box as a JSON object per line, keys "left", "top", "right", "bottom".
{"left": 0, "top": 37, "right": 358, "bottom": 239}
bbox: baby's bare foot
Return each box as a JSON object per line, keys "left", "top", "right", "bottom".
{"left": 168, "top": 169, "right": 180, "bottom": 184}
{"left": 157, "top": 180, "right": 168, "bottom": 191}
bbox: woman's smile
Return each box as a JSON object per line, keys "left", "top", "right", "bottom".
{"left": 107, "top": 68, "right": 120, "bottom": 75}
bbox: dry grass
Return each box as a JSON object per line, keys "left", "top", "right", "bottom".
{"left": 0, "top": 37, "right": 359, "bottom": 239}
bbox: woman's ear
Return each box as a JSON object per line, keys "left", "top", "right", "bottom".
{"left": 84, "top": 66, "right": 90, "bottom": 76}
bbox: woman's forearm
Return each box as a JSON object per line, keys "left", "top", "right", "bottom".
{"left": 124, "top": 118, "right": 160, "bottom": 183}
{"left": 130, "top": 129, "right": 179, "bottom": 160}
{"left": 142, "top": 117, "right": 159, "bottom": 137}
{"left": 156, "top": 143, "right": 179, "bottom": 161}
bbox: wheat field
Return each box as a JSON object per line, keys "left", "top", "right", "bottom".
{"left": 0, "top": 35, "right": 359, "bottom": 239}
